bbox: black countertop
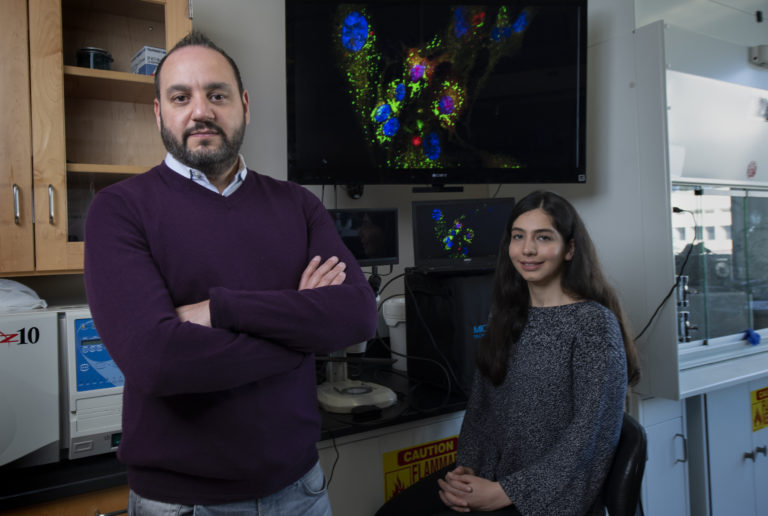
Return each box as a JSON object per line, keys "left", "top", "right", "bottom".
{"left": 319, "top": 360, "right": 467, "bottom": 441}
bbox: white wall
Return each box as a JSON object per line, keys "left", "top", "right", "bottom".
{"left": 191, "top": 0, "right": 289, "bottom": 179}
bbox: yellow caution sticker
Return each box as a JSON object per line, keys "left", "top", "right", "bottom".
{"left": 751, "top": 386, "right": 768, "bottom": 432}
{"left": 381, "top": 436, "right": 458, "bottom": 501}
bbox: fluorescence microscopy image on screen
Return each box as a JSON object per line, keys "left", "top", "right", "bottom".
{"left": 412, "top": 197, "right": 515, "bottom": 271}
{"left": 430, "top": 207, "right": 478, "bottom": 259}
{"left": 287, "top": 1, "right": 586, "bottom": 185}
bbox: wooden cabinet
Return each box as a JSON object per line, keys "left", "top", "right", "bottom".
{"left": 2, "top": 485, "right": 129, "bottom": 516}
{"left": 1, "top": 0, "right": 191, "bottom": 275}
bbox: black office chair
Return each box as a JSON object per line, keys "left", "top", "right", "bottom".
{"left": 603, "top": 412, "right": 648, "bottom": 516}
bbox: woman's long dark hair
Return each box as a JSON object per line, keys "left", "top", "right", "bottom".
{"left": 476, "top": 190, "right": 641, "bottom": 387}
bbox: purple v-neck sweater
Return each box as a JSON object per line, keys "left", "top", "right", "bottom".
{"left": 84, "top": 163, "right": 377, "bottom": 505}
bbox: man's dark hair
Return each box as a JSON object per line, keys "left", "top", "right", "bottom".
{"left": 154, "top": 30, "right": 245, "bottom": 100}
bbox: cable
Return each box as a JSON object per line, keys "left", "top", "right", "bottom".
{"left": 373, "top": 332, "right": 454, "bottom": 412}
{"left": 634, "top": 208, "right": 697, "bottom": 341}
{"left": 403, "top": 274, "right": 469, "bottom": 398}
{"left": 374, "top": 292, "right": 451, "bottom": 393}
{"left": 325, "top": 431, "right": 340, "bottom": 488}
{"left": 491, "top": 184, "right": 503, "bottom": 198}
{"left": 366, "top": 264, "right": 395, "bottom": 277}
{"left": 372, "top": 287, "right": 456, "bottom": 412}
{"left": 378, "top": 272, "right": 405, "bottom": 298}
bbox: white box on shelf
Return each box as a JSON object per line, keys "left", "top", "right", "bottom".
{"left": 130, "top": 46, "right": 166, "bottom": 76}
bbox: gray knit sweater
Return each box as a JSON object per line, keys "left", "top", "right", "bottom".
{"left": 457, "top": 301, "right": 627, "bottom": 516}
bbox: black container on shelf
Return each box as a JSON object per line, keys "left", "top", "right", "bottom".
{"left": 76, "top": 47, "right": 113, "bottom": 70}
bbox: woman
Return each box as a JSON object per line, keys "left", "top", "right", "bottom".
{"left": 377, "top": 191, "right": 640, "bottom": 516}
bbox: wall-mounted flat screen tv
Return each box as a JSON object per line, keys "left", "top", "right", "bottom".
{"left": 286, "top": 1, "right": 587, "bottom": 186}
{"left": 412, "top": 197, "right": 515, "bottom": 272}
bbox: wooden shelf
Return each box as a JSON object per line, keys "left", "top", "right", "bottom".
{"left": 63, "top": 0, "right": 163, "bottom": 23}
{"left": 67, "top": 163, "right": 148, "bottom": 175}
{"left": 64, "top": 66, "right": 155, "bottom": 104}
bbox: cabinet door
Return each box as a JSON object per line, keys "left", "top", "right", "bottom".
{"left": 165, "top": 0, "right": 194, "bottom": 48}
{"left": 644, "top": 417, "right": 689, "bottom": 516}
{"left": 0, "top": 0, "right": 35, "bottom": 274}
{"left": 749, "top": 379, "right": 768, "bottom": 514}
{"left": 26, "top": 0, "right": 191, "bottom": 273}
{"left": 706, "top": 383, "right": 757, "bottom": 516}
{"left": 28, "top": 0, "right": 82, "bottom": 272}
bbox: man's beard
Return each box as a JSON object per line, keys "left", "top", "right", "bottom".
{"left": 160, "top": 118, "right": 246, "bottom": 181}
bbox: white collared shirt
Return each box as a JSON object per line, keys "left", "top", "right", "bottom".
{"left": 164, "top": 153, "right": 248, "bottom": 197}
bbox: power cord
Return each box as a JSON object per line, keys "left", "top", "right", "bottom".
{"left": 403, "top": 274, "right": 469, "bottom": 399}
{"left": 325, "top": 431, "right": 340, "bottom": 488}
{"left": 372, "top": 286, "right": 455, "bottom": 411}
{"left": 634, "top": 208, "right": 697, "bottom": 341}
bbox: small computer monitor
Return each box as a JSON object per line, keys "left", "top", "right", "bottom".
{"left": 412, "top": 197, "right": 515, "bottom": 272}
{"left": 329, "top": 208, "right": 399, "bottom": 267}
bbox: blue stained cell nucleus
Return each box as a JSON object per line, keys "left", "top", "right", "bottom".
{"left": 432, "top": 209, "right": 442, "bottom": 221}
{"left": 513, "top": 11, "right": 529, "bottom": 33}
{"left": 382, "top": 117, "right": 400, "bottom": 137}
{"left": 423, "top": 132, "right": 441, "bottom": 161}
{"left": 410, "top": 63, "right": 426, "bottom": 82}
{"left": 491, "top": 26, "right": 514, "bottom": 42}
{"left": 395, "top": 83, "right": 406, "bottom": 101}
{"left": 439, "top": 95, "right": 455, "bottom": 114}
{"left": 454, "top": 7, "right": 469, "bottom": 38}
{"left": 341, "top": 12, "right": 369, "bottom": 52}
{"left": 373, "top": 103, "right": 392, "bottom": 122}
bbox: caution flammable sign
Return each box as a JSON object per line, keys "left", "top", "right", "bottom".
{"left": 752, "top": 386, "right": 768, "bottom": 432}
{"left": 382, "top": 436, "right": 458, "bottom": 502}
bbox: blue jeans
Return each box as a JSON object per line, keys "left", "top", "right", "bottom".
{"left": 128, "top": 461, "right": 332, "bottom": 516}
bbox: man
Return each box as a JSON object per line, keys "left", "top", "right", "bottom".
{"left": 84, "top": 31, "right": 378, "bottom": 515}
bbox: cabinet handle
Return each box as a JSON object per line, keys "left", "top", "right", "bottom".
{"left": 12, "top": 184, "right": 20, "bottom": 224}
{"left": 95, "top": 510, "right": 127, "bottom": 516}
{"left": 674, "top": 433, "right": 688, "bottom": 463}
{"left": 744, "top": 451, "right": 756, "bottom": 461}
{"left": 756, "top": 446, "right": 767, "bottom": 457}
{"left": 48, "top": 184, "right": 54, "bottom": 224}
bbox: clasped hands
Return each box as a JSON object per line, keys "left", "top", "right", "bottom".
{"left": 437, "top": 466, "right": 513, "bottom": 513}
{"left": 175, "top": 255, "right": 347, "bottom": 326}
